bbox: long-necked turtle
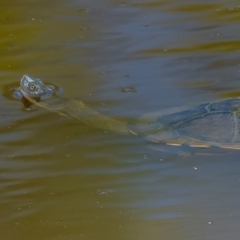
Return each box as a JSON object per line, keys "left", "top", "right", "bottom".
{"left": 19, "top": 75, "right": 240, "bottom": 150}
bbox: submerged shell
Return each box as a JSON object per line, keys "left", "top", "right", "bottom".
{"left": 128, "top": 98, "right": 240, "bottom": 149}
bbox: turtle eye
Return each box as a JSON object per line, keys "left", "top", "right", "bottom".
{"left": 28, "top": 83, "right": 37, "bottom": 91}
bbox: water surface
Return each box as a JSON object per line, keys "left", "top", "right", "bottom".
{"left": 1, "top": 0, "right": 240, "bottom": 239}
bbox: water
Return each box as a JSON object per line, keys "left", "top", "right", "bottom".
{"left": 1, "top": 0, "right": 240, "bottom": 239}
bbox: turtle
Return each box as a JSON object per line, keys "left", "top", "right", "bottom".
{"left": 19, "top": 74, "right": 240, "bottom": 150}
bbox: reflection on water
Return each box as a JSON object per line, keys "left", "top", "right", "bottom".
{"left": 1, "top": 0, "right": 240, "bottom": 239}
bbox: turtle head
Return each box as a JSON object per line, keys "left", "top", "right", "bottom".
{"left": 20, "top": 75, "right": 47, "bottom": 101}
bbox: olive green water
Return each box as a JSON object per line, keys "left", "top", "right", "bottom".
{"left": 1, "top": 0, "right": 240, "bottom": 239}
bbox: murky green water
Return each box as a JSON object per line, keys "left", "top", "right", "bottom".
{"left": 1, "top": 0, "right": 240, "bottom": 239}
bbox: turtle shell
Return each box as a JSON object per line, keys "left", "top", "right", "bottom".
{"left": 128, "top": 98, "right": 240, "bottom": 149}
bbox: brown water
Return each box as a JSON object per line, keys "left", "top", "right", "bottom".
{"left": 1, "top": 0, "right": 240, "bottom": 239}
